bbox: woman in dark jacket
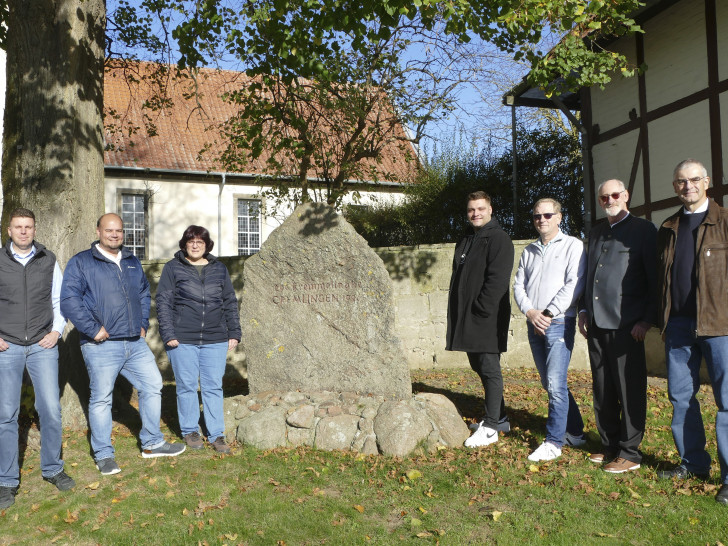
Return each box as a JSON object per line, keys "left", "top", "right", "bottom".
{"left": 156, "top": 225, "right": 241, "bottom": 453}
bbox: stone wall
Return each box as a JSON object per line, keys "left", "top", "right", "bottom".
{"left": 141, "top": 241, "right": 667, "bottom": 380}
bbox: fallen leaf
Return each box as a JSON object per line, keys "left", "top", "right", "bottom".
{"left": 165, "top": 491, "right": 175, "bottom": 498}
{"left": 627, "top": 488, "right": 641, "bottom": 499}
{"left": 63, "top": 509, "right": 79, "bottom": 524}
{"left": 490, "top": 511, "right": 503, "bottom": 522}
{"left": 87, "top": 482, "right": 100, "bottom": 490}
{"left": 224, "top": 533, "right": 238, "bottom": 540}
{"left": 529, "top": 465, "right": 540, "bottom": 473}
{"left": 354, "top": 505, "right": 365, "bottom": 513}
{"left": 416, "top": 531, "right": 433, "bottom": 538}
{"left": 406, "top": 469, "right": 423, "bottom": 481}
{"left": 418, "top": 506, "right": 427, "bottom": 514}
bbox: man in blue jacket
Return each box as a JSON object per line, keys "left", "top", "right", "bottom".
{"left": 61, "top": 213, "right": 184, "bottom": 475}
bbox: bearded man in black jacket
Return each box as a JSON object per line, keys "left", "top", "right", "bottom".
{"left": 446, "top": 191, "right": 515, "bottom": 448}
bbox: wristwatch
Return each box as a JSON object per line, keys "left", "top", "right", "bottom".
{"left": 542, "top": 309, "right": 554, "bottom": 318}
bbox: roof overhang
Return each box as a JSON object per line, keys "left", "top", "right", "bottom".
{"left": 502, "top": 0, "right": 681, "bottom": 111}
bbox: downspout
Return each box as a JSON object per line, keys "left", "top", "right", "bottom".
{"left": 506, "top": 96, "right": 518, "bottom": 233}
{"left": 549, "top": 95, "right": 592, "bottom": 234}
{"left": 218, "top": 172, "right": 226, "bottom": 252}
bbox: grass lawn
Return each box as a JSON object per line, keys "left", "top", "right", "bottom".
{"left": 2, "top": 367, "right": 727, "bottom": 545}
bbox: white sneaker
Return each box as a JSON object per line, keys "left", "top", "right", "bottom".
{"left": 464, "top": 425, "right": 498, "bottom": 448}
{"left": 528, "top": 441, "right": 562, "bottom": 462}
{"left": 565, "top": 432, "right": 586, "bottom": 447}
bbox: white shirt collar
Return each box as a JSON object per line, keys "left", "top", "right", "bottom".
{"left": 683, "top": 199, "right": 709, "bottom": 215}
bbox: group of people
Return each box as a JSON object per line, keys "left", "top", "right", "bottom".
{"left": 0, "top": 213, "right": 240, "bottom": 509}
{"left": 3, "top": 156, "right": 728, "bottom": 509}
{"left": 447, "top": 158, "right": 728, "bottom": 505}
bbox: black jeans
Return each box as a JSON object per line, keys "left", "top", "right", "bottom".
{"left": 587, "top": 323, "right": 647, "bottom": 463}
{"left": 467, "top": 352, "right": 506, "bottom": 428}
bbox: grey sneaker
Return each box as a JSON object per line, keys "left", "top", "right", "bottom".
{"left": 142, "top": 441, "right": 186, "bottom": 459}
{"left": 0, "top": 486, "right": 18, "bottom": 509}
{"left": 184, "top": 432, "right": 204, "bottom": 450}
{"left": 43, "top": 470, "right": 76, "bottom": 491}
{"left": 565, "top": 432, "right": 586, "bottom": 447}
{"left": 96, "top": 458, "right": 121, "bottom": 475}
{"left": 211, "top": 436, "right": 231, "bottom": 454}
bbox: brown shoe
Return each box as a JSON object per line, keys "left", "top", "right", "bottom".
{"left": 589, "top": 450, "right": 617, "bottom": 464}
{"left": 604, "top": 457, "right": 640, "bottom": 474}
{"left": 184, "top": 432, "right": 204, "bottom": 450}
{"left": 211, "top": 436, "right": 231, "bottom": 454}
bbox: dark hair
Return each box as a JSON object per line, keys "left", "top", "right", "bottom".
{"left": 467, "top": 191, "right": 491, "bottom": 205}
{"left": 179, "top": 225, "right": 214, "bottom": 255}
{"left": 9, "top": 208, "right": 36, "bottom": 223}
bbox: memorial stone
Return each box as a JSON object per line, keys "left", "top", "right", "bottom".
{"left": 241, "top": 202, "right": 411, "bottom": 399}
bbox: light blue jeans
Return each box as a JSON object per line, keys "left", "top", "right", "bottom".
{"left": 665, "top": 316, "right": 728, "bottom": 483}
{"left": 0, "top": 342, "right": 64, "bottom": 487}
{"left": 81, "top": 338, "right": 165, "bottom": 461}
{"left": 527, "top": 317, "right": 584, "bottom": 447}
{"left": 167, "top": 342, "right": 228, "bottom": 441}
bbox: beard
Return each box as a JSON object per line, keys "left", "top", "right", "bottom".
{"left": 604, "top": 205, "right": 623, "bottom": 217}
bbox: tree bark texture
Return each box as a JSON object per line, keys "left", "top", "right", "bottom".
{"left": 2, "top": 0, "right": 105, "bottom": 266}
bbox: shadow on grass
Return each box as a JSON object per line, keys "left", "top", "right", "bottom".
{"left": 412, "top": 380, "right": 549, "bottom": 444}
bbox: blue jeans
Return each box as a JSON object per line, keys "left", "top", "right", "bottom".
{"left": 167, "top": 342, "right": 228, "bottom": 440}
{"left": 528, "top": 317, "right": 584, "bottom": 447}
{"left": 81, "top": 338, "right": 164, "bottom": 461}
{"left": 665, "top": 316, "right": 728, "bottom": 483}
{"left": 0, "top": 342, "right": 64, "bottom": 487}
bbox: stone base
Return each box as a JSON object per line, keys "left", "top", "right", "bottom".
{"left": 223, "top": 390, "right": 470, "bottom": 457}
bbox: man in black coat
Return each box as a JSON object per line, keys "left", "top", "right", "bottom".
{"left": 446, "top": 191, "right": 515, "bottom": 448}
{"left": 578, "top": 179, "right": 657, "bottom": 474}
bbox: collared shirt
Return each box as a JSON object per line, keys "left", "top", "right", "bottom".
{"left": 10, "top": 243, "right": 66, "bottom": 335}
{"left": 683, "top": 199, "right": 710, "bottom": 215}
{"left": 609, "top": 211, "right": 631, "bottom": 228}
{"left": 94, "top": 243, "right": 123, "bottom": 268}
{"left": 513, "top": 230, "right": 586, "bottom": 319}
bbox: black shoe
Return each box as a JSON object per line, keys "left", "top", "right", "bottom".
{"left": 0, "top": 486, "right": 18, "bottom": 510}
{"left": 656, "top": 465, "right": 709, "bottom": 480}
{"left": 716, "top": 484, "right": 728, "bottom": 504}
{"left": 43, "top": 470, "right": 76, "bottom": 491}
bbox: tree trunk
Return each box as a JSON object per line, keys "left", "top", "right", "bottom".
{"left": 2, "top": 0, "right": 106, "bottom": 431}
{"left": 2, "top": 0, "right": 106, "bottom": 266}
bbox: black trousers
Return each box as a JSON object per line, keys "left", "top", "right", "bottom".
{"left": 587, "top": 323, "right": 647, "bottom": 463}
{"left": 467, "top": 352, "right": 507, "bottom": 428}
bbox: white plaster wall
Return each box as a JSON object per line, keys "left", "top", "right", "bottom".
{"left": 591, "top": 129, "right": 641, "bottom": 219}
{"left": 717, "top": 0, "right": 728, "bottom": 81}
{"left": 105, "top": 177, "right": 406, "bottom": 259}
{"left": 589, "top": 35, "right": 639, "bottom": 134}
{"left": 643, "top": 0, "right": 707, "bottom": 111}
{"left": 647, "top": 100, "right": 712, "bottom": 201}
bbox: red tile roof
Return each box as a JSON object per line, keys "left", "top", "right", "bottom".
{"left": 104, "top": 62, "right": 418, "bottom": 184}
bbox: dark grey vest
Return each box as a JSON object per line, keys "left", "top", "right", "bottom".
{"left": 0, "top": 241, "right": 56, "bottom": 345}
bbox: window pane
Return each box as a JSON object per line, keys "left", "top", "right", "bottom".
{"left": 237, "top": 199, "right": 261, "bottom": 256}
{"left": 120, "top": 193, "right": 147, "bottom": 259}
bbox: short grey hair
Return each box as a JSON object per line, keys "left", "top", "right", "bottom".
{"left": 533, "top": 198, "right": 562, "bottom": 214}
{"left": 673, "top": 159, "right": 708, "bottom": 179}
{"left": 597, "top": 179, "right": 626, "bottom": 194}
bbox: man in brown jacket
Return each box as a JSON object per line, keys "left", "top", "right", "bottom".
{"left": 656, "top": 158, "right": 728, "bottom": 505}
